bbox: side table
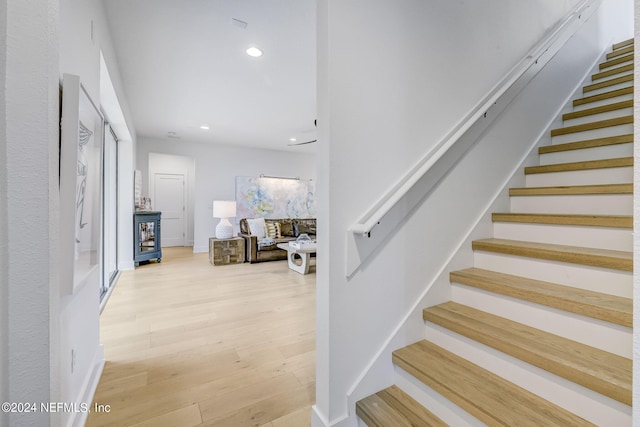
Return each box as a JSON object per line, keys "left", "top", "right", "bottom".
{"left": 209, "top": 237, "right": 245, "bottom": 265}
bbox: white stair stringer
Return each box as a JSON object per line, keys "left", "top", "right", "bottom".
{"left": 509, "top": 193, "right": 632, "bottom": 215}
{"left": 525, "top": 165, "right": 632, "bottom": 186}
{"left": 539, "top": 142, "right": 633, "bottom": 165}
{"left": 473, "top": 251, "right": 631, "bottom": 298}
{"left": 422, "top": 322, "right": 631, "bottom": 426}
{"left": 492, "top": 222, "right": 631, "bottom": 251}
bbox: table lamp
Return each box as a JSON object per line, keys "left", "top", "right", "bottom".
{"left": 213, "top": 200, "right": 236, "bottom": 239}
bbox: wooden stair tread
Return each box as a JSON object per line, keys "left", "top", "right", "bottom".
{"left": 393, "top": 340, "right": 596, "bottom": 426}
{"left": 509, "top": 183, "right": 632, "bottom": 196}
{"left": 356, "top": 385, "right": 448, "bottom": 427}
{"left": 583, "top": 74, "right": 632, "bottom": 93}
{"left": 450, "top": 267, "right": 632, "bottom": 327}
{"left": 538, "top": 134, "right": 633, "bottom": 154}
{"left": 550, "top": 115, "right": 632, "bottom": 137}
{"left": 563, "top": 100, "right": 632, "bottom": 121}
{"left": 592, "top": 63, "right": 633, "bottom": 81}
{"left": 524, "top": 157, "right": 632, "bottom": 174}
{"left": 606, "top": 45, "right": 633, "bottom": 60}
{"left": 612, "top": 39, "right": 633, "bottom": 50}
{"left": 491, "top": 213, "right": 632, "bottom": 228}
{"left": 599, "top": 54, "right": 633, "bottom": 70}
{"left": 423, "top": 302, "right": 631, "bottom": 404}
{"left": 573, "top": 86, "right": 633, "bottom": 107}
{"left": 471, "top": 238, "right": 632, "bottom": 271}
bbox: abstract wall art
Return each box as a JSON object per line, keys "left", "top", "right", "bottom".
{"left": 235, "top": 176, "right": 316, "bottom": 220}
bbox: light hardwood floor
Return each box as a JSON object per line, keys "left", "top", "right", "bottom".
{"left": 86, "top": 247, "right": 315, "bottom": 427}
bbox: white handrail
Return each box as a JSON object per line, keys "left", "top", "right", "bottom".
{"left": 349, "top": 0, "right": 597, "bottom": 238}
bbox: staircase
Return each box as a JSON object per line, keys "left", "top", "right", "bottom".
{"left": 357, "top": 39, "right": 634, "bottom": 426}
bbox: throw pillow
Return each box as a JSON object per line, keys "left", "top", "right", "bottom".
{"left": 266, "top": 222, "right": 281, "bottom": 239}
{"left": 247, "top": 217, "right": 267, "bottom": 238}
{"left": 279, "top": 220, "right": 294, "bottom": 237}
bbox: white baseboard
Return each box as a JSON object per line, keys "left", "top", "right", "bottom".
{"left": 312, "top": 405, "right": 358, "bottom": 427}
{"left": 312, "top": 405, "right": 352, "bottom": 427}
{"left": 311, "top": 405, "right": 329, "bottom": 427}
{"left": 193, "top": 245, "right": 208, "bottom": 253}
{"left": 69, "top": 345, "right": 105, "bottom": 427}
{"left": 119, "top": 260, "right": 135, "bottom": 271}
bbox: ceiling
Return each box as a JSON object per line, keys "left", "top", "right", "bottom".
{"left": 102, "top": 0, "right": 316, "bottom": 153}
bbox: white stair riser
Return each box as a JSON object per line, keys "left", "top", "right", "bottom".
{"left": 510, "top": 194, "right": 632, "bottom": 215}
{"left": 539, "top": 143, "right": 633, "bottom": 165}
{"left": 592, "top": 69, "right": 633, "bottom": 83}
{"left": 599, "top": 58, "right": 633, "bottom": 71}
{"left": 424, "top": 324, "right": 632, "bottom": 426}
{"left": 492, "top": 222, "right": 631, "bottom": 251}
{"left": 451, "top": 284, "right": 632, "bottom": 358}
{"left": 551, "top": 124, "right": 633, "bottom": 145}
{"left": 572, "top": 93, "right": 633, "bottom": 112}
{"left": 472, "top": 252, "right": 632, "bottom": 298}
{"left": 393, "top": 370, "right": 485, "bottom": 427}
{"left": 563, "top": 107, "right": 632, "bottom": 127}
{"left": 525, "top": 166, "right": 632, "bottom": 187}
{"left": 581, "top": 80, "right": 633, "bottom": 97}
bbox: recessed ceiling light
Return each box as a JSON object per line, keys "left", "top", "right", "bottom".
{"left": 246, "top": 46, "right": 263, "bottom": 57}
{"left": 200, "top": 124, "right": 210, "bottom": 130}
{"left": 289, "top": 138, "right": 297, "bottom": 142}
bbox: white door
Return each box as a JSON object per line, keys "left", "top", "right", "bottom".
{"left": 154, "top": 173, "right": 185, "bottom": 247}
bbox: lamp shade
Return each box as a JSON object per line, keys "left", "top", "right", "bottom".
{"left": 213, "top": 200, "right": 236, "bottom": 219}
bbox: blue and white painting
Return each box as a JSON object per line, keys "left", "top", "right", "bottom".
{"left": 236, "top": 176, "right": 316, "bottom": 220}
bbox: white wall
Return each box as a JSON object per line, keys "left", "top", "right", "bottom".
{"left": 58, "top": 0, "right": 137, "bottom": 425}
{"left": 1, "top": 1, "right": 60, "bottom": 426}
{"left": 315, "top": 0, "right": 633, "bottom": 425}
{"left": 137, "top": 138, "right": 317, "bottom": 253}
{"left": 100, "top": 54, "right": 136, "bottom": 271}
{"left": 118, "top": 139, "right": 135, "bottom": 270}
